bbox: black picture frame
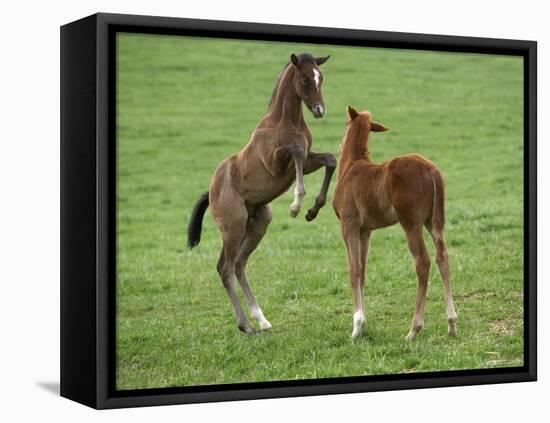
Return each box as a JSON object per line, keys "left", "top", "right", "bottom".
{"left": 60, "top": 12, "right": 537, "bottom": 409}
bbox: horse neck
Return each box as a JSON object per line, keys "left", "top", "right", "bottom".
{"left": 337, "top": 124, "right": 372, "bottom": 180}
{"left": 268, "top": 66, "right": 304, "bottom": 126}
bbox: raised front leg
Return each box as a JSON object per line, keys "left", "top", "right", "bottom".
{"left": 303, "top": 151, "right": 337, "bottom": 221}
{"left": 288, "top": 145, "right": 306, "bottom": 217}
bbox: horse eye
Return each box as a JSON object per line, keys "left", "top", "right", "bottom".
{"left": 301, "top": 77, "right": 309, "bottom": 85}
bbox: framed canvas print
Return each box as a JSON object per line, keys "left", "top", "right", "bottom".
{"left": 60, "top": 13, "right": 537, "bottom": 409}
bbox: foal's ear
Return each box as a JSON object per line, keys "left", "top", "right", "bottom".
{"left": 347, "top": 105, "right": 359, "bottom": 120}
{"left": 290, "top": 53, "right": 299, "bottom": 66}
{"left": 314, "top": 55, "right": 331, "bottom": 66}
{"left": 371, "top": 121, "right": 390, "bottom": 132}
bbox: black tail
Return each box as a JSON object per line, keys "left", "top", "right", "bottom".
{"left": 187, "top": 191, "right": 209, "bottom": 249}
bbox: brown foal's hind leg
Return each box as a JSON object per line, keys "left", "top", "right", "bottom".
{"left": 427, "top": 225, "right": 458, "bottom": 336}
{"left": 341, "top": 219, "right": 365, "bottom": 339}
{"left": 303, "top": 151, "right": 337, "bottom": 222}
{"left": 212, "top": 186, "right": 256, "bottom": 334}
{"left": 235, "top": 205, "right": 273, "bottom": 330}
{"left": 217, "top": 233, "right": 256, "bottom": 334}
{"left": 403, "top": 224, "right": 431, "bottom": 342}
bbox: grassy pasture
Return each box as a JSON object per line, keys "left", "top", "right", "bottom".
{"left": 116, "top": 33, "right": 524, "bottom": 389}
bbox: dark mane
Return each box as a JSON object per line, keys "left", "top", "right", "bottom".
{"left": 268, "top": 61, "right": 291, "bottom": 111}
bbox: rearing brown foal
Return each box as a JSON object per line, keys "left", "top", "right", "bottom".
{"left": 187, "top": 53, "right": 336, "bottom": 334}
{"left": 332, "top": 106, "right": 457, "bottom": 341}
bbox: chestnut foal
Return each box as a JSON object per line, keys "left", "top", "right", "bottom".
{"left": 332, "top": 106, "right": 457, "bottom": 341}
{"left": 187, "top": 53, "right": 336, "bottom": 334}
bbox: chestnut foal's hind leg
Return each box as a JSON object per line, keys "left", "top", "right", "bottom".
{"left": 235, "top": 205, "right": 273, "bottom": 331}
{"left": 358, "top": 229, "right": 371, "bottom": 327}
{"left": 427, "top": 225, "right": 458, "bottom": 336}
{"left": 403, "top": 224, "right": 431, "bottom": 342}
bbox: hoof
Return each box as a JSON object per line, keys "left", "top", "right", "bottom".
{"left": 448, "top": 317, "right": 457, "bottom": 337}
{"left": 448, "top": 324, "right": 457, "bottom": 337}
{"left": 405, "top": 330, "right": 419, "bottom": 342}
{"left": 305, "top": 209, "right": 317, "bottom": 221}
{"left": 289, "top": 207, "right": 300, "bottom": 218}
{"left": 259, "top": 321, "right": 273, "bottom": 331}
{"left": 351, "top": 312, "right": 365, "bottom": 339}
{"left": 238, "top": 325, "right": 257, "bottom": 335}
{"left": 405, "top": 322, "right": 423, "bottom": 342}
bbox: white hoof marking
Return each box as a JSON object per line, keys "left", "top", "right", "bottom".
{"left": 290, "top": 187, "right": 305, "bottom": 217}
{"left": 259, "top": 320, "right": 273, "bottom": 331}
{"left": 351, "top": 311, "right": 365, "bottom": 339}
{"left": 252, "top": 307, "right": 272, "bottom": 331}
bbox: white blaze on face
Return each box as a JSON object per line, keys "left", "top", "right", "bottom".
{"left": 313, "top": 68, "right": 321, "bottom": 90}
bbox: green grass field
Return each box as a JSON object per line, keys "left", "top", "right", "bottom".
{"left": 116, "top": 33, "right": 524, "bottom": 390}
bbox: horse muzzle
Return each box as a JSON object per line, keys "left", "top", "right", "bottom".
{"left": 311, "top": 104, "right": 325, "bottom": 119}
